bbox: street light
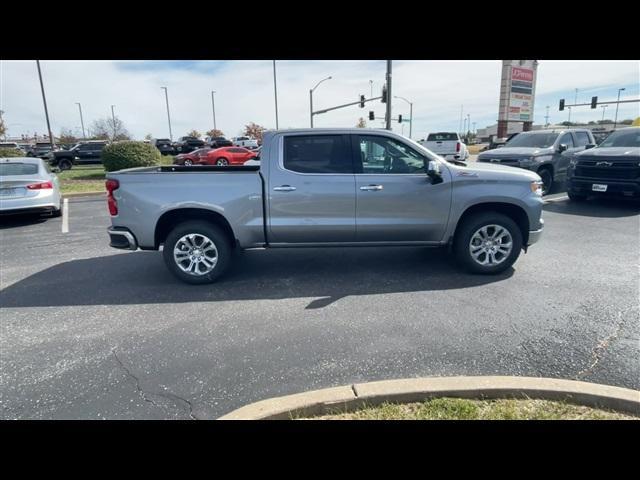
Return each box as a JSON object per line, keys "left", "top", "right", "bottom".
{"left": 614, "top": 88, "right": 626, "bottom": 129}
{"left": 110, "top": 105, "right": 116, "bottom": 140}
{"left": 394, "top": 95, "right": 413, "bottom": 139}
{"left": 75, "top": 102, "right": 86, "bottom": 139}
{"left": 211, "top": 91, "right": 217, "bottom": 131}
{"left": 309, "top": 76, "right": 332, "bottom": 128}
{"left": 601, "top": 104, "right": 609, "bottom": 122}
{"left": 36, "top": 61, "right": 55, "bottom": 151}
{"left": 160, "top": 87, "right": 173, "bottom": 141}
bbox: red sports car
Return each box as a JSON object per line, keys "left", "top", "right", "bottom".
{"left": 205, "top": 147, "right": 257, "bottom": 166}
{"left": 173, "top": 148, "right": 211, "bottom": 166}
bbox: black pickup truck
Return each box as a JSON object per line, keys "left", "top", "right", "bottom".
{"left": 173, "top": 136, "right": 205, "bottom": 153}
{"left": 46, "top": 141, "right": 107, "bottom": 170}
{"left": 566, "top": 127, "right": 640, "bottom": 201}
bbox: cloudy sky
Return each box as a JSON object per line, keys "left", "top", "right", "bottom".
{"left": 1, "top": 60, "right": 638, "bottom": 141}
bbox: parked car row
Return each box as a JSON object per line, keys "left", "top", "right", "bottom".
{"left": 173, "top": 146, "right": 260, "bottom": 166}
{"left": 151, "top": 135, "right": 259, "bottom": 155}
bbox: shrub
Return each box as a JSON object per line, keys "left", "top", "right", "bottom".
{"left": 0, "top": 148, "right": 24, "bottom": 157}
{"left": 102, "top": 141, "right": 161, "bottom": 172}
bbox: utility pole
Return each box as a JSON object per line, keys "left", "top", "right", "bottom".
{"left": 110, "top": 105, "right": 116, "bottom": 141}
{"left": 567, "top": 106, "right": 572, "bottom": 124}
{"left": 310, "top": 76, "right": 332, "bottom": 128}
{"left": 76, "top": 102, "right": 86, "bottom": 139}
{"left": 36, "top": 61, "right": 55, "bottom": 151}
{"left": 273, "top": 60, "right": 279, "bottom": 130}
{"left": 614, "top": 88, "right": 625, "bottom": 129}
{"left": 394, "top": 96, "right": 413, "bottom": 139}
{"left": 385, "top": 61, "right": 392, "bottom": 130}
{"left": 211, "top": 91, "right": 217, "bottom": 130}
{"left": 545, "top": 105, "right": 550, "bottom": 126}
{"left": 459, "top": 105, "right": 463, "bottom": 136}
{"left": 601, "top": 104, "right": 608, "bottom": 121}
{"left": 161, "top": 87, "right": 173, "bottom": 141}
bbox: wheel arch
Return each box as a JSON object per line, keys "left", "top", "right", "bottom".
{"left": 154, "top": 208, "right": 237, "bottom": 250}
{"left": 453, "top": 202, "right": 530, "bottom": 248}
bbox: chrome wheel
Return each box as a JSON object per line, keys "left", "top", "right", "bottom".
{"left": 216, "top": 158, "right": 229, "bottom": 166}
{"left": 184, "top": 159, "right": 193, "bottom": 166}
{"left": 469, "top": 224, "right": 513, "bottom": 266}
{"left": 173, "top": 233, "right": 218, "bottom": 276}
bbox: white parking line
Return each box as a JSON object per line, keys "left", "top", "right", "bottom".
{"left": 62, "top": 198, "right": 69, "bottom": 233}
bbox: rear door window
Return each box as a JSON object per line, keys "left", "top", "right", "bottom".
{"left": 283, "top": 135, "right": 352, "bottom": 174}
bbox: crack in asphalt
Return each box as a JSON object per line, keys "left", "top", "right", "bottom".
{"left": 575, "top": 308, "right": 635, "bottom": 380}
{"left": 111, "top": 348, "right": 198, "bottom": 420}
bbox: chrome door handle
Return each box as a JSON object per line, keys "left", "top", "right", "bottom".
{"left": 360, "top": 184, "right": 383, "bottom": 191}
{"left": 273, "top": 185, "right": 296, "bottom": 192}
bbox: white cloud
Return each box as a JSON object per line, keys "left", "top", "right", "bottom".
{"left": 1, "top": 60, "right": 638, "bottom": 142}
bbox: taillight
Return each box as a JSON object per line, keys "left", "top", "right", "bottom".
{"left": 26, "top": 181, "right": 53, "bottom": 190}
{"left": 106, "top": 179, "right": 119, "bottom": 215}
{"left": 456, "top": 142, "right": 461, "bottom": 152}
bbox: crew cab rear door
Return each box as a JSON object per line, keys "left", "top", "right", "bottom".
{"left": 267, "top": 134, "right": 356, "bottom": 243}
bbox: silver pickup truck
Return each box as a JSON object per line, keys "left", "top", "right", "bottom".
{"left": 106, "top": 129, "right": 544, "bottom": 284}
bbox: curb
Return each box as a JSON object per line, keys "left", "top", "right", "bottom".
{"left": 218, "top": 376, "right": 640, "bottom": 420}
{"left": 62, "top": 191, "right": 105, "bottom": 199}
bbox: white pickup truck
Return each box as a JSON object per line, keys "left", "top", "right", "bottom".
{"left": 421, "top": 132, "right": 469, "bottom": 161}
{"left": 232, "top": 136, "right": 259, "bottom": 149}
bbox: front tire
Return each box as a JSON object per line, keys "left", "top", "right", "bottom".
{"left": 58, "top": 159, "right": 72, "bottom": 171}
{"left": 183, "top": 159, "right": 193, "bottom": 166}
{"left": 162, "top": 221, "right": 232, "bottom": 284}
{"left": 454, "top": 212, "right": 522, "bottom": 274}
{"left": 537, "top": 167, "right": 553, "bottom": 196}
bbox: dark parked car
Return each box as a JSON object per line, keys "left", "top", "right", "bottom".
{"left": 477, "top": 129, "right": 596, "bottom": 195}
{"left": 151, "top": 138, "right": 175, "bottom": 155}
{"left": 173, "top": 136, "right": 205, "bottom": 154}
{"left": 26, "top": 142, "right": 55, "bottom": 159}
{"left": 46, "top": 141, "right": 108, "bottom": 170}
{"left": 206, "top": 136, "right": 233, "bottom": 148}
{"left": 566, "top": 127, "right": 640, "bottom": 201}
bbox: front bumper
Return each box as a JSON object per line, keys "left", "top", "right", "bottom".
{"left": 527, "top": 218, "right": 544, "bottom": 246}
{"left": 108, "top": 227, "right": 138, "bottom": 250}
{"left": 567, "top": 178, "right": 640, "bottom": 197}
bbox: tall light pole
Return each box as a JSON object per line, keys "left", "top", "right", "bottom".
{"left": 567, "top": 106, "right": 572, "bottom": 123}
{"left": 310, "top": 76, "right": 332, "bottom": 128}
{"left": 394, "top": 95, "right": 413, "bottom": 139}
{"left": 601, "top": 104, "right": 608, "bottom": 121}
{"left": 211, "top": 91, "right": 217, "bottom": 131}
{"left": 160, "top": 87, "right": 173, "bottom": 141}
{"left": 36, "top": 61, "right": 55, "bottom": 150}
{"left": 614, "top": 88, "right": 626, "bottom": 129}
{"left": 545, "top": 105, "right": 550, "bottom": 126}
{"left": 467, "top": 114, "right": 470, "bottom": 135}
{"left": 574, "top": 88, "right": 579, "bottom": 106}
{"left": 110, "top": 105, "right": 116, "bottom": 140}
{"left": 273, "top": 60, "right": 279, "bottom": 130}
{"left": 369, "top": 80, "right": 374, "bottom": 99}
{"left": 75, "top": 102, "right": 86, "bottom": 139}
{"left": 459, "top": 105, "right": 463, "bottom": 136}
{"left": 385, "top": 61, "right": 392, "bottom": 131}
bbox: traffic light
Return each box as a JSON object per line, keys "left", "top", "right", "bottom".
{"left": 369, "top": 111, "right": 375, "bottom": 121}
{"left": 559, "top": 99, "right": 565, "bottom": 111}
{"left": 360, "top": 95, "right": 365, "bottom": 108}
{"left": 381, "top": 84, "right": 387, "bottom": 103}
{"left": 591, "top": 96, "right": 598, "bottom": 109}
{"left": 398, "top": 115, "right": 402, "bottom": 123}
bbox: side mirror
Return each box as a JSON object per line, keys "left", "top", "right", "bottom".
{"left": 427, "top": 160, "right": 443, "bottom": 184}
{"left": 585, "top": 143, "right": 596, "bottom": 150}
{"left": 558, "top": 144, "right": 568, "bottom": 153}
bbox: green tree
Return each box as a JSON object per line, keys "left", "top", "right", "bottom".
{"left": 243, "top": 122, "right": 266, "bottom": 143}
{"left": 206, "top": 129, "right": 225, "bottom": 138}
{"left": 187, "top": 130, "right": 201, "bottom": 138}
{"left": 356, "top": 118, "right": 366, "bottom": 128}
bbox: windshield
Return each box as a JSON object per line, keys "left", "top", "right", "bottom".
{"left": 427, "top": 133, "right": 458, "bottom": 141}
{"left": 0, "top": 162, "right": 39, "bottom": 176}
{"left": 599, "top": 129, "right": 640, "bottom": 148}
{"left": 505, "top": 133, "right": 559, "bottom": 148}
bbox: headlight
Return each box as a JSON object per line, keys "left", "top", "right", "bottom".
{"left": 532, "top": 155, "right": 552, "bottom": 163}
{"left": 530, "top": 181, "right": 543, "bottom": 196}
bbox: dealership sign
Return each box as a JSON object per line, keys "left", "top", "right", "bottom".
{"left": 498, "top": 61, "right": 538, "bottom": 123}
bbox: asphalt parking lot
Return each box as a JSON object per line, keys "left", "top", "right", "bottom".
{"left": 1, "top": 194, "right": 639, "bottom": 419}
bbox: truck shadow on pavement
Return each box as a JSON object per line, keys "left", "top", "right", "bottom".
{"left": 543, "top": 197, "right": 640, "bottom": 218}
{"left": 0, "top": 214, "right": 51, "bottom": 229}
{"left": 1, "top": 247, "right": 513, "bottom": 309}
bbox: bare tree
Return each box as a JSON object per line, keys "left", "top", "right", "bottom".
{"left": 0, "top": 110, "right": 6, "bottom": 139}
{"left": 90, "top": 116, "right": 131, "bottom": 141}
{"left": 144, "top": 133, "right": 153, "bottom": 141}
{"left": 187, "top": 130, "right": 201, "bottom": 138}
{"left": 59, "top": 128, "right": 78, "bottom": 145}
{"left": 206, "top": 129, "right": 225, "bottom": 138}
{"left": 356, "top": 117, "right": 367, "bottom": 128}
{"left": 243, "top": 122, "right": 267, "bottom": 143}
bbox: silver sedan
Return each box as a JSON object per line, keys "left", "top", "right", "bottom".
{"left": 0, "top": 157, "right": 62, "bottom": 217}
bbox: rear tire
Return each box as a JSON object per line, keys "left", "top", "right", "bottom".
{"left": 216, "top": 158, "right": 229, "bottom": 166}
{"left": 453, "top": 211, "right": 522, "bottom": 275}
{"left": 162, "top": 221, "right": 232, "bottom": 284}
{"left": 184, "top": 159, "right": 193, "bottom": 166}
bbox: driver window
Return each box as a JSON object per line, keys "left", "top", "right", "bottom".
{"left": 356, "top": 135, "right": 426, "bottom": 174}
{"left": 558, "top": 133, "right": 574, "bottom": 148}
